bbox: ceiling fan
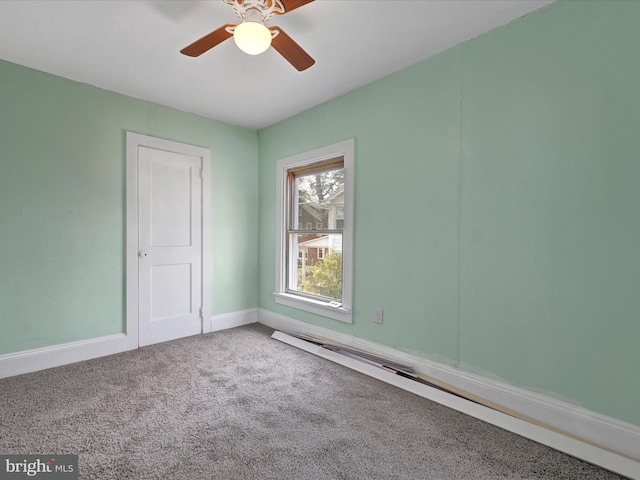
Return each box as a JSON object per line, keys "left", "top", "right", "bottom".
{"left": 180, "top": 0, "right": 315, "bottom": 71}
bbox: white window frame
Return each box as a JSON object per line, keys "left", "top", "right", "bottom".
{"left": 274, "top": 138, "right": 355, "bottom": 323}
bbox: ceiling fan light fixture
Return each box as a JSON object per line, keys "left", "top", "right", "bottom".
{"left": 233, "top": 21, "right": 272, "bottom": 55}
{"left": 180, "top": 0, "right": 315, "bottom": 70}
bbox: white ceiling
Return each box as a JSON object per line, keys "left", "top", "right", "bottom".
{"left": 0, "top": 0, "right": 553, "bottom": 130}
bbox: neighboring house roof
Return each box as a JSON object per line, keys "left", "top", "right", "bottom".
{"left": 298, "top": 236, "right": 330, "bottom": 248}
{"left": 301, "top": 187, "right": 344, "bottom": 212}
{"left": 321, "top": 187, "right": 344, "bottom": 206}
{"left": 300, "top": 203, "right": 324, "bottom": 221}
{"left": 298, "top": 234, "right": 342, "bottom": 253}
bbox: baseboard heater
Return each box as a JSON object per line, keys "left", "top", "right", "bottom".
{"left": 271, "top": 330, "right": 640, "bottom": 480}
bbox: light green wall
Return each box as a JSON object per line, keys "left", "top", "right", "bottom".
{"left": 258, "top": 1, "right": 640, "bottom": 426}
{"left": 0, "top": 60, "right": 259, "bottom": 355}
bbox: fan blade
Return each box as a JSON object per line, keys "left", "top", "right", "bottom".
{"left": 180, "top": 24, "right": 235, "bottom": 57}
{"left": 270, "top": 27, "right": 315, "bottom": 71}
{"left": 277, "top": 0, "right": 314, "bottom": 14}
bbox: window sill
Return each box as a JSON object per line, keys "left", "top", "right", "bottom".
{"left": 273, "top": 292, "right": 352, "bottom": 324}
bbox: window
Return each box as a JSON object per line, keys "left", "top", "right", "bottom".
{"left": 275, "top": 138, "right": 355, "bottom": 323}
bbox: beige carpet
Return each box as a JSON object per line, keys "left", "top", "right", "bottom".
{"left": 0, "top": 324, "right": 626, "bottom": 479}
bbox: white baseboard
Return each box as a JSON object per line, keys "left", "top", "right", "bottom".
{"left": 0, "top": 334, "right": 128, "bottom": 380}
{"left": 209, "top": 308, "right": 257, "bottom": 333}
{"left": 0, "top": 308, "right": 259, "bottom": 380}
{"left": 258, "top": 308, "right": 640, "bottom": 472}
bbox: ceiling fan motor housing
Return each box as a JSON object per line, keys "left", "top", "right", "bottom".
{"left": 244, "top": 7, "right": 264, "bottom": 24}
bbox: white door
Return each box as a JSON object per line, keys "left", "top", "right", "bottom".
{"left": 137, "top": 145, "right": 203, "bottom": 347}
{"left": 126, "top": 133, "right": 211, "bottom": 349}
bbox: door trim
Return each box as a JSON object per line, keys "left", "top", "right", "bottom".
{"left": 125, "top": 132, "right": 212, "bottom": 350}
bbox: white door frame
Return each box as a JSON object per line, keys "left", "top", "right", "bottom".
{"left": 125, "top": 132, "right": 212, "bottom": 350}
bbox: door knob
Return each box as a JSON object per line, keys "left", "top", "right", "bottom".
{"left": 138, "top": 250, "right": 148, "bottom": 258}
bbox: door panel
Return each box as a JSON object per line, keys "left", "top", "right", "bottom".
{"left": 138, "top": 146, "right": 202, "bottom": 347}
{"left": 151, "top": 263, "right": 192, "bottom": 321}
{"left": 150, "top": 160, "right": 193, "bottom": 247}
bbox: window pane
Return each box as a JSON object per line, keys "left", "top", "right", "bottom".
{"left": 295, "top": 168, "right": 344, "bottom": 230}
{"left": 289, "top": 233, "right": 342, "bottom": 300}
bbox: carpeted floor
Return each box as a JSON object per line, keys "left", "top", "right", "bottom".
{"left": 0, "top": 324, "right": 626, "bottom": 479}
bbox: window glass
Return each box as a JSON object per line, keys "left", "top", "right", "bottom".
{"left": 288, "top": 160, "right": 344, "bottom": 302}
{"left": 295, "top": 166, "right": 344, "bottom": 231}
{"left": 289, "top": 233, "right": 342, "bottom": 300}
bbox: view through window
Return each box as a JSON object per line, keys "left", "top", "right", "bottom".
{"left": 287, "top": 158, "right": 344, "bottom": 302}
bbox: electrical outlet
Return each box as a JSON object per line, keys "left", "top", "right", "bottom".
{"left": 373, "top": 307, "right": 383, "bottom": 324}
